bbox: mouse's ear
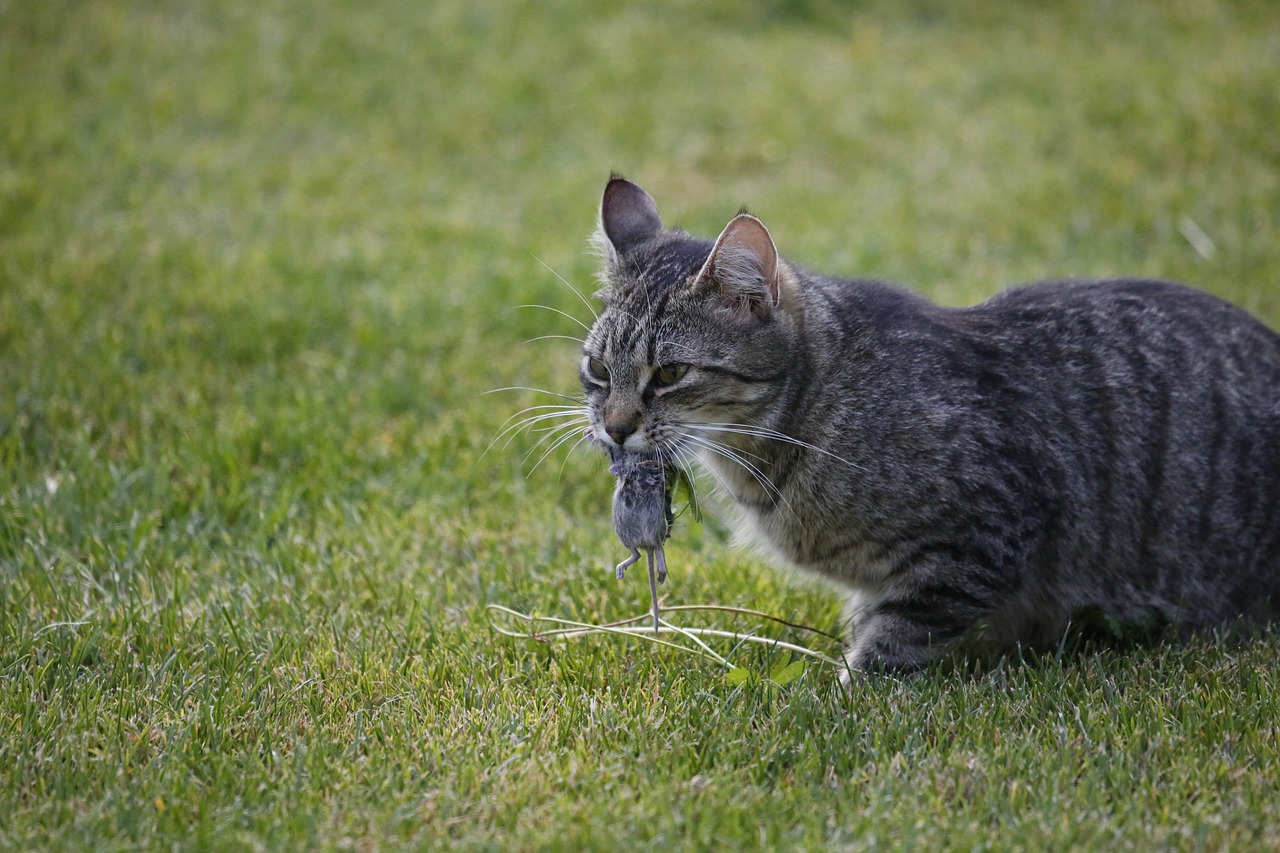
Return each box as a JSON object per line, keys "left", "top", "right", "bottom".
{"left": 599, "top": 176, "right": 662, "bottom": 253}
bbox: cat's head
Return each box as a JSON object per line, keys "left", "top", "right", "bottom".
{"left": 581, "top": 177, "right": 801, "bottom": 458}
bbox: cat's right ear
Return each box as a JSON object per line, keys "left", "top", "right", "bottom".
{"left": 598, "top": 177, "right": 663, "bottom": 254}
{"left": 695, "top": 213, "right": 781, "bottom": 319}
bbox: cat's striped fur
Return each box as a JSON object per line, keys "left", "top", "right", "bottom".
{"left": 581, "top": 177, "right": 1280, "bottom": 676}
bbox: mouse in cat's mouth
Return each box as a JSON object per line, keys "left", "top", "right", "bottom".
{"left": 609, "top": 449, "right": 672, "bottom": 581}
{"left": 607, "top": 447, "right": 674, "bottom": 630}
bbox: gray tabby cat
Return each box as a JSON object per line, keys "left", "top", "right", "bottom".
{"left": 580, "top": 176, "right": 1280, "bottom": 677}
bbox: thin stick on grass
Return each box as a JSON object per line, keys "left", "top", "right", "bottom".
{"left": 487, "top": 604, "right": 730, "bottom": 665}
{"left": 486, "top": 603, "right": 842, "bottom": 668}
{"left": 517, "top": 601, "right": 840, "bottom": 641}
{"left": 658, "top": 604, "right": 842, "bottom": 641}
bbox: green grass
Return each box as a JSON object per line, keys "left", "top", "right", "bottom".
{"left": 3, "top": 0, "right": 1280, "bottom": 848}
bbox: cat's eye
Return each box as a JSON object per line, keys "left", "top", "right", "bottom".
{"left": 587, "top": 356, "right": 611, "bottom": 383}
{"left": 652, "top": 363, "right": 689, "bottom": 387}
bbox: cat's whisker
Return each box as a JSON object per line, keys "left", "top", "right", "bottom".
{"left": 495, "top": 403, "right": 585, "bottom": 424}
{"left": 652, "top": 442, "right": 693, "bottom": 491}
{"left": 484, "top": 386, "right": 581, "bottom": 403}
{"left": 509, "top": 411, "right": 590, "bottom": 443}
{"left": 664, "top": 444, "right": 712, "bottom": 517}
{"left": 524, "top": 334, "right": 587, "bottom": 345}
{"left": 531, "top": 252, "right": 600, "bottom": 323}
{"left": 518, "top": 414, "right": 592, "bottom": 458}
{"left": 518, "top": 424, "right": 587, "bottom": 471}
{"left": 653, "top": 437, "right": 711, "bottom": 489}
{"left": 526, "top": 420, "right": 596, "bottom": 478}
{"left": 712, "top": 445, "right": 792, "bottom": 515}
{"left": 555, "top": 430, "right": 598, "bottom": 482}
{"left": 516, "top": 303, "right": 592, "bottom": 334}
{"left": 490, "top": 405, "right": 587, "bottom": 446}
{"left": 675, "top": 445, "right": 739, "bottom": 514}
{"left": 675, "top": 422, "right": 773, "bottom": 468}
{"left": 687, "top": 422, "right": 868, "bottom": 472}
{"left": 679, "top": 432, "right": 794, "bottom": 518}
{"left": 528, "top": 418, "right": 586, "bottom": 436}
{"left": 481, "top": 406, "right": 589, "bottom": 463}
{"left": 680, "top": 429, "right": 774, "bottom": 467}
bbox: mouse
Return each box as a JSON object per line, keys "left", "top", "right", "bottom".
{"left": 609, "top": 450, "right": 672, "bottom": 584}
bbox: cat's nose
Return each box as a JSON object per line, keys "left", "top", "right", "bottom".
{"left": 603, "top": 402, "right": 641, "bottom": 447}
{"left": 606, "top": 422, "right": 635, "bottom": 447}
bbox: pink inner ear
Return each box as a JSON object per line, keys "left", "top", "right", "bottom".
{"left": 707, "top": 215, "right": 780, "bottom": 308}
{"left": 732, "top": 219, "right": 779, "bottom": 302}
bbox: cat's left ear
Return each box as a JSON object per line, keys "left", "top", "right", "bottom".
{"left": 599, "top": 177, "right": 663, "bottom": 253}
{"left": 696, "top": 214, "right": 781, "bottom": 318}
{"left": 593, "top": 177, "right": 662, "bottom": 297}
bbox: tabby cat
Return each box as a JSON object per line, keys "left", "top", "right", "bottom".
{"left": 579, "top": 176, "right": 1280, "bottom": 676}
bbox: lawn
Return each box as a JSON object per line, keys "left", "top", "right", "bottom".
{"left": 3, "top": 0, "right": 1279, "bottom": 849}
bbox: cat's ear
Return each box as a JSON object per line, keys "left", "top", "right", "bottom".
{"left": 696, "top": 213, "right": 781, "bottom": 318}
{"left": 598, "top": 177, "right": 663, "bottom": 253}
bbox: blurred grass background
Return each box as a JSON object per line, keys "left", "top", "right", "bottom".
{"left": 2, "top": 0, "right": 1279, "bottom": 849}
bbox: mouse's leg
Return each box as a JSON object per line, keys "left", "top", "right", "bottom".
{"left": 645, "top": 549, "right": 661, "bottom": 632}
{"left": 655, "top": 545, "right": 667, "bottom": 584}
{"left": 616, "top": 548, "right": 640, "bottom": 580}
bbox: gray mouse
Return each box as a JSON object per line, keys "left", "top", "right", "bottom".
{"left": 609, "top": 450, "right": 671, "bottom": 583}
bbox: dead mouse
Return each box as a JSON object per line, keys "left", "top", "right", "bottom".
{"left": 608, "top": 449, "right": 674, "bottom": 630}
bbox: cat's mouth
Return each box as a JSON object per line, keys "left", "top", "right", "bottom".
{"left": 588, "top": 422, "right": 692, "bottom": 466}
{"left": 590, "top": 424, "right": 654, "bottom": 454}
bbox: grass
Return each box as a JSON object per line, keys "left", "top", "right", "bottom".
{"left": 2, "top": 0, "right": 1279, "bottom": 848}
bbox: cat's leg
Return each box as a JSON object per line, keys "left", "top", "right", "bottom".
{"left": 842, "top": 611, "right": 961, "bottom": 676}
{"left": 839, "top": 575, "right": 1002, "bottom": 684}
{"left": 616, "top": 548, "right": 640, "bottom": 580}
{"left": 839, "top": 613, "right": 962, "bottom": 688}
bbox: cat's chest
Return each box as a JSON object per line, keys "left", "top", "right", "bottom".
{"left": 699, "top": 448, "right": 894, "bottom": 583}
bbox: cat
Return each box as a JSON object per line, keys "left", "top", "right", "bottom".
{"left": 579, "top": 175, "right": 1280, "bottom": 678}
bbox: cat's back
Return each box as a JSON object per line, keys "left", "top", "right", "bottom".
{"left": 969, "top": 279, "right": 1280, "bottom": 409}
{"left": 972, "top": 278, "right": 1280, "bottom": 361}
{"left": 946, "top": 278, "right": 1280, "bottom": 624}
